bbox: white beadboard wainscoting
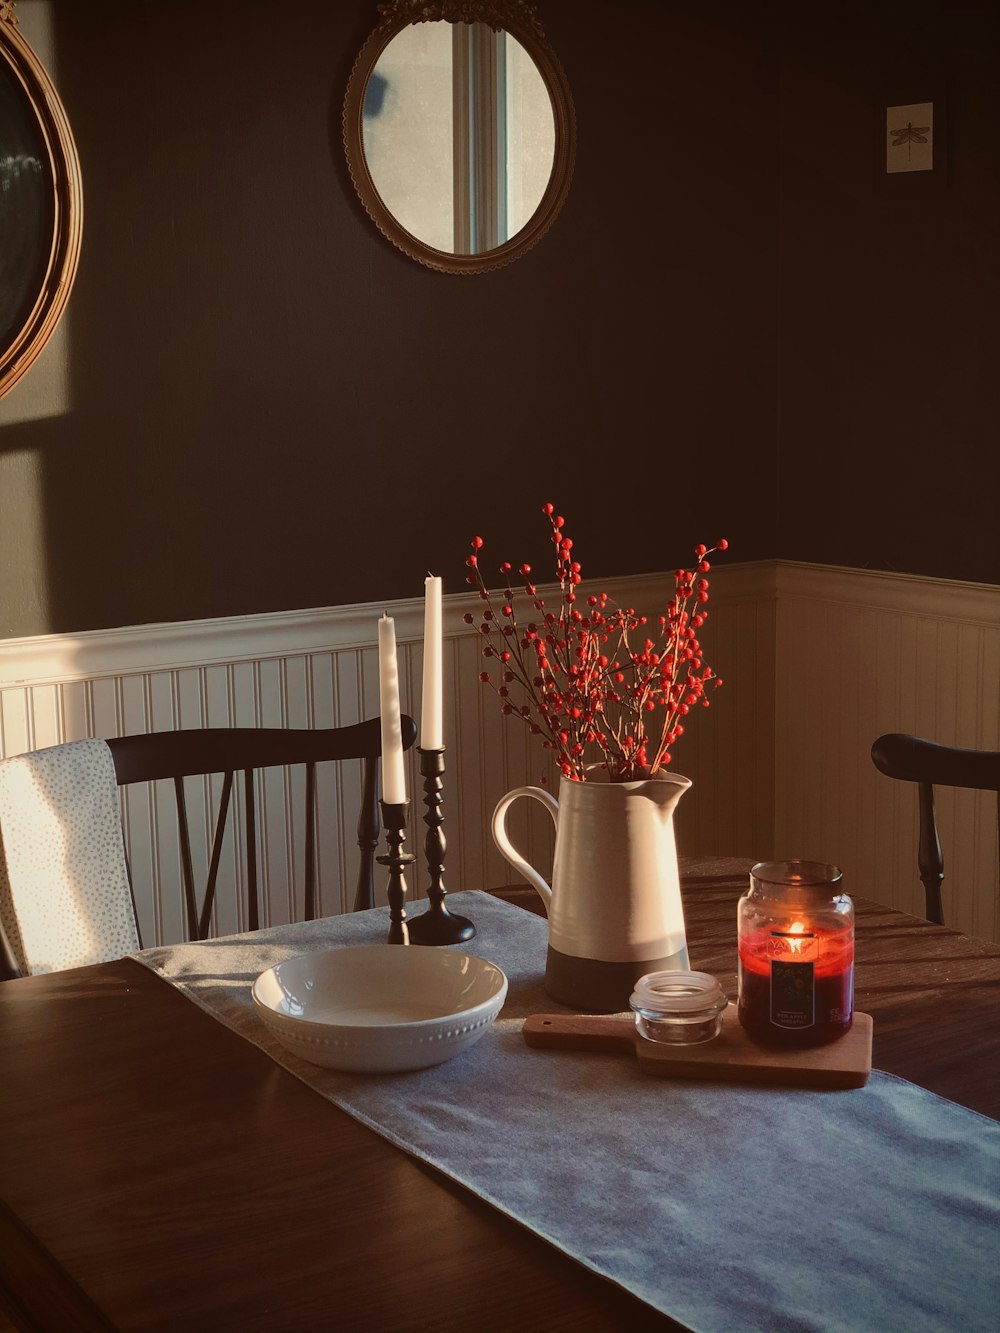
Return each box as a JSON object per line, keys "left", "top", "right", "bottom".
{"left": 773, "top": 563, "right": 1000, "bottom": 943}
{"left": 0, "top": 561, "right": 996, "bottom": 947}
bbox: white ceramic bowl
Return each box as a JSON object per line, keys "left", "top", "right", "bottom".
{"left": 252, "top": 944, "right": 508, "bottom": 1073}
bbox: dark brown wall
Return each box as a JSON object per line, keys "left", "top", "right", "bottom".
{"left": 0, "top": 0, "right": 994, "bottom": 640}
{"left": 776, "top": 0, "right": 1000, "bottom": 583}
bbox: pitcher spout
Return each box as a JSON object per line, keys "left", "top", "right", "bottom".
{"left": 582, "top": 764, "right": 691, "bottom": 810}
{"left": 634, "top": 771, "right": 692, "bottom": 813}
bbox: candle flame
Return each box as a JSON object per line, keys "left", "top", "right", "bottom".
{"left": 786, "top": 920, "right": 809, "bottom": 955}
{"left": 768, "top": 920, "right": 814, "bottom": 959}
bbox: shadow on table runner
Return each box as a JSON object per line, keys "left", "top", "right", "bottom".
{"left": 133, "top": 891, "right": 999, "bottom": 1333}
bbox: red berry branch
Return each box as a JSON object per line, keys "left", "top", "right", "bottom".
{"left": 463, "top": 506, "right": 729, "bottom": 783}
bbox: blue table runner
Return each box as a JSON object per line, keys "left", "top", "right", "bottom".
{"left": 133, "top": 891, "right": 1000, "bottom": 1333}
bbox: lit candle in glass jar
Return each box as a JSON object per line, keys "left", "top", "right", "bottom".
{"left": 738, "top": 860, "right": 854, "bottom": 1047}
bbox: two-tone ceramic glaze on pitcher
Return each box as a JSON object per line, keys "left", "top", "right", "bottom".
{"left": 492, "top": 769, "right": 691, "bottom": 1011}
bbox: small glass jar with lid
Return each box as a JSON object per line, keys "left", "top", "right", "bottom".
{"left": 738, "top": 860, "right": 854, "bottom": 1048}
{"left": 630, "top": 970, "right": 729, "bottom": 1045}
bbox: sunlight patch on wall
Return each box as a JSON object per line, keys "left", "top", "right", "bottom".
{"left": 0, "top": 448, "right": 49, "bottom": 632}
{"left": 0, "top": 1, "right": 72, "bottom": 425}
{"left": 0, "top": 318, "right": 72, "bottom": 425}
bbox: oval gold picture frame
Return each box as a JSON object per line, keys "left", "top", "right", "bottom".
{"left": 0, "top": 7, "right": 83, "bottom": 400}
{"left": 343, "top": 0, "right": 575, "bottom": 275}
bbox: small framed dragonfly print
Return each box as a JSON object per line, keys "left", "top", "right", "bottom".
{"left": 886, "top": 102, "right": 933, "bottom": 172}
{"left": 881, "top": 90, "right": 947, "bottom": 191}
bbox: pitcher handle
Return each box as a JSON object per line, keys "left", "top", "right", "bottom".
{"left": 491, "top": 786, "right": 560, "bottom": 912}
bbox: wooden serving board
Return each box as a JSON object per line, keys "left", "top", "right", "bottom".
{"left": 522, "top": 1005, "right": 873, "bottom": 1089}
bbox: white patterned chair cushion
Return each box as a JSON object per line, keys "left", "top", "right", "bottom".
{"left": 0, "top": 739, "right": 139, "bottom": 975}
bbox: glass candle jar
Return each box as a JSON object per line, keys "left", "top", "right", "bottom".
{"left": 630, "top": 970, "right": 728, "bottom": 1045}
{"left": 737, "top": 860, "right": 854, "bottom": 1048}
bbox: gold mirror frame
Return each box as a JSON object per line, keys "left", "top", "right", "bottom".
{"left": 0, "top": 2, "right": 83, "bottom": 400}
{"left": 343, "top": 0, "right": 575, "bottom": 274}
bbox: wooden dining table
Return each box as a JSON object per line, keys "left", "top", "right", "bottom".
{"left": 1, "top": 856, "right": 998, "bottom": 1333}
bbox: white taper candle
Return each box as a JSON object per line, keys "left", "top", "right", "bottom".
{"left": 420, "top": 575, "right": 443, "bottom": 749}
{"left": 377, "top": 614, "right": 406, "bottom": 804}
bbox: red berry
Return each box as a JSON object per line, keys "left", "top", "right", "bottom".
{"left": 472, "top": 536, "right": 484, "bottom": 549}
{"left": 466, "top": 555, "right": 477, "bottom": 567}
{"left": 543, "top": 503, "right": 554, "bottom": 514}
{"left": 479, "top": 672, "right": 490, "bottom": 683}
{"left": 717, "top": 538, "right": 729, "bottom": 550}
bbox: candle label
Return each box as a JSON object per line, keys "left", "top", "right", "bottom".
{"left": 769, "top": 960, "right": 815, "bottom": 1028}
{"left": 768, "top": 929, "right": 816, "bottom": 1028}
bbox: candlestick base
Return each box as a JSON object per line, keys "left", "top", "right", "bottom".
{"left": 407, "top": 901, "right": 477, "bottom": 946}
{"left": 407, "top": 745, "right": 476, "bottom": 947}
{"left": 376, "top": 800, "right": 416, "bottom": 945}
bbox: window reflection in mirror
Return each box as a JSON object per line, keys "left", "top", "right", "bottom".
{"left": 361, "top": 20, "right": 554, "bottom": 257}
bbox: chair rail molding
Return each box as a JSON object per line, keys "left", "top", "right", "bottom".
{"left": 1, "top": 560, "right": 996, "bottom": 945}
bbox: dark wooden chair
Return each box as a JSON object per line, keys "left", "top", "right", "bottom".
{"left": 107, "top": 716, "right": 418, "bottom": 944}
{"left": 870, "top": 733, "right": 1000, "bottom": 925}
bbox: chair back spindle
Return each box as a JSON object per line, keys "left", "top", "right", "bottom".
{"left": 198, "top": 769, "right": 235, "bottom": 940}
{"left": 354, "top": 753, "right": 381, "bottom": 913}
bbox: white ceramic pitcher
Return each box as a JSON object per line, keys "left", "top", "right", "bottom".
{"left": 492, "top": 769, "right": 691, "bottom": 1011}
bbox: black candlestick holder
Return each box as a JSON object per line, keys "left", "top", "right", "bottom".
{"left": 376, "top": 800, "right": 416, "bottom": 944}
{"left": 406, "top": 746, "right": 476, "bottom": 946}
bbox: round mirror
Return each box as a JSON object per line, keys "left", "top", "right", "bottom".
{"left": 343, "top": 1, "right": 574, "bottom": 274}
{"left": 0, "top": 7, "right": 82, "bottom": 400}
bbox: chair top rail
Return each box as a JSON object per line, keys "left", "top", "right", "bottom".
{"left": 107, "top": 717, "right": 417, "bottom": 785}
{"left": 872, "top": 733, "right": 1000, "bottom": 792}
